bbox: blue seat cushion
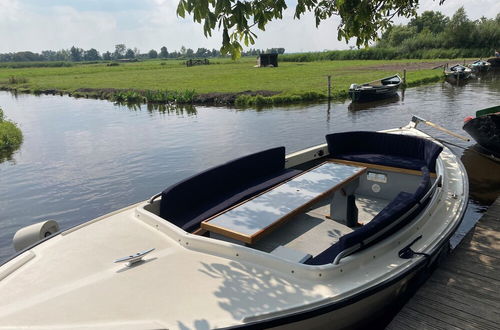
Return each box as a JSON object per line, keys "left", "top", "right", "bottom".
{"left": 180, "top": 168, "right": 301, "bottom": 232}
{"left": 333, "top": 153, "right": 427, "bottom": 172}
{"left": 306, "top": 191, "right": 416, "bottom": 265}
{"left": 413, "top": 167, "right": 431, "bottom": 202}
{"left": 326, "top": 131, "right": 442, "bottom": 172}
{"left": 159, "top": 147, "right": 302, "bottom": 232}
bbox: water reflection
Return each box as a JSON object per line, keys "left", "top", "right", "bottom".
{"left": 0, "top": 149, "right": 17, "bottom": 163}
{"left": 114, "top": 101, "right": 198, "bottom": 116}
{"left": 348, "top": 95, "right": 400, "bottom": 112}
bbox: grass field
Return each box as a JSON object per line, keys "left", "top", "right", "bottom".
{"left": 0, "top": 57, "right": 448, "bottom": 105}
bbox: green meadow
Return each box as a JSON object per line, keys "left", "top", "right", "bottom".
{"left": 0, "top": 57, "right": 447, "bottom": 105}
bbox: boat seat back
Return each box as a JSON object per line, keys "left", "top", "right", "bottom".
{"left": 159, "top": 147, "right": 301, "bottom": 232}
{"left": 325, "top": 131, "right": 442, "bottom": 172}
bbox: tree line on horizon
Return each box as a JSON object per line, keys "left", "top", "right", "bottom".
{"left": 0, "top": 42, "right": 285, "bottom": 63}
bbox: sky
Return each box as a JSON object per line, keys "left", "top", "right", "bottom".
{"left": 0, "top": 0, "right": 499, "bottom": 54}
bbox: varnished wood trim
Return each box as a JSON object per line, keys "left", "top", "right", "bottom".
{"left": 329, "top": 159, "right": 437, "bottom": 178}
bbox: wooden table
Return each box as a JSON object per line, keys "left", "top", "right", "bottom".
{"left": 201, "top": 161, "right": 367, "bottom": 244}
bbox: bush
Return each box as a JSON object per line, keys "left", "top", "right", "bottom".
{"left": 0, "top": 107, "right": 23, "bottom": 156}
{"left": 7, "top": 76, "right": 28, "bottom": 84}
{"left": 0, "top": 61, "right": 72, "bottom": 68}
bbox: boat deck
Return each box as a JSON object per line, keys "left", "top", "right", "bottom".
{"left": 386, "top": 196, "right": 500, "bottom": 329}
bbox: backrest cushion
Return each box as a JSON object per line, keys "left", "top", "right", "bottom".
{"left": 325, "top": 131, "right": 442, "bottom": 172}
{"left": 159, "top": 147, "right": 286, "bottom": 227}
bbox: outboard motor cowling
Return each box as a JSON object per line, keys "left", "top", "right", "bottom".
{"left": 13, "top": 220, "right": 60, "bottom": 252}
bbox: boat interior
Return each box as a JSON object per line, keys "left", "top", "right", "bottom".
{"left": 144, "top": 131, "right": 443, "bottom": 265}
{"left": 359, "top": 75, "right": 401, "bottom": 87}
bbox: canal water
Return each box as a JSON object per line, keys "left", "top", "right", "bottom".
{"left": 1, "top": 73, "right": 499, "bottom": 263}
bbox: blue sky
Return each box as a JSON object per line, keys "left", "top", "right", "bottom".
{"left": 1, "top": 0, "right": 498, "bottom": 54}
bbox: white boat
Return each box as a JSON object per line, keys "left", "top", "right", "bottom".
{"left": 0, "top": 117, "right": 468, "bottom": 329}
{"left": 444, "top": 64, "right": 472, "bottom": 81}
{"left": 469, "top": 59, "right": 491, "bottom": 73}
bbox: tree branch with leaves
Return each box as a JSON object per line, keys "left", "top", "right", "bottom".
{"left": 177, "top": 0, "right": 440, "bottom": 59}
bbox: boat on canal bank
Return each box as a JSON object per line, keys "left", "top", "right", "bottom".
{"left": 444, "top": 64, "right": 472, "bottom": 83}
{"left": 348, "top": 74, "right": 402, "bottom": 102}
{"left": 469, "top": 59, "right": 491, "bottom": 73}
{"left": 463, "top": 105, "right": 500, "bottom": 158}
{"left": 0, "top": 117, "right": 468, "bottom": 330}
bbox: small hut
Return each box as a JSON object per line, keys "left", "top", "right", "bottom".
{"left": 257, "top": 54, "right": 278, "bottom": 67}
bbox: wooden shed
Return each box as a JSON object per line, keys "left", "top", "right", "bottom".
{"left": 257, "top": 54, "right": 278, "bottom": 67}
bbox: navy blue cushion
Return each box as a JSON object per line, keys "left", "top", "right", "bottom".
{"left": 326, "top": 131, "right": 442, "bottom": 172}
{"left": 306, "top": 191, "right": 416, "bottom": 265}
{"left": 413, "top": 167, "right": 431, "bottom": 202}
{"left": 180, "top": 168, "right": 301, "bottom": 232}
{"left": 159, "top": 147, "right": 300, "bottom": 232}
{"left": 334, "top": 153, "right": 427, "bottom": 171}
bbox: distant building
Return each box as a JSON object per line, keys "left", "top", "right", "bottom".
{"left": 257, "top": 54, "right": 278, "bottom": 67}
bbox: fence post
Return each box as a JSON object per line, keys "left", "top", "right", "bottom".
{"left": 327, "top": 75, "right": 332, "bottom": 100}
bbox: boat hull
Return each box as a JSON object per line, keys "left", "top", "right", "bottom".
{"left": 230, "top": 219, "right": 457, "bottom": 330}
{"left": 487, "top": 57, "right": 500, "bottom": 68}
{"left": 348, "top": 86, "right": 399, "bottom": 102}
{"left": 463, "top": 114, "right": 500, "bottom": 157}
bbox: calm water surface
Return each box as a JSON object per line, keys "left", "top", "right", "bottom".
{"left": 1, "top": 74, "right": 499, "bottom": 262}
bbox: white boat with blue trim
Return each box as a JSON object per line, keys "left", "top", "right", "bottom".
{"left": 0, "top": 117, "right": 468, "bottom": 329}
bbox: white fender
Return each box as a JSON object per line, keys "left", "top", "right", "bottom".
{"left": 13, "top": 220, "right": 60, "bottom": 252}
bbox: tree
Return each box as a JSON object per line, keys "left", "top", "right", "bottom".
{"left": 114, "top": 44, "right": 126, "bottom": 59}
{"left": 148, "top": 49, "right": 158, "bottom": 58}
{"left": 444, "top": 7, "right": 474, "bottom": 48}
{"left": 159, "top": 46, "right": 169, "bottom": 58}
{"left": 102, "top": 51, "right": 112, "bottom": 60}
{"left": 83, "top": 48, "right": 100, "bottom": 61}
{"left": 125, "top": 48, "right": 135, "bottom": 59}
{"left": 177, "top": 0, "right": 436, "bottom": 59}
{"left": 408, "top": 11, "right": 449, "bottom": 34}
{"left": 70, "top": 46, "right": 83, "bottom": 61}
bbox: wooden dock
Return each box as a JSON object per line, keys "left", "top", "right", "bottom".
{"left": 386, "top": 197, "right": 500, "bottom": 330}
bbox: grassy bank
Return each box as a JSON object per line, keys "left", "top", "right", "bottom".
{"left": 0, "top": 107, "right": 23, "bottom": 162}
{"left": 0, "top": 58, "right": 447, "bottom": 106}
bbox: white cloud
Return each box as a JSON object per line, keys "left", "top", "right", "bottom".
{"left": 0, "top": 0, "right": 498, "bottom": 54}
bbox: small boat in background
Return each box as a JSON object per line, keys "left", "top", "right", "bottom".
{"left": 469, "top": 60, "right": 491, "bottom": 73}
{"left": 348, "top": 74, "right": 402, "bottom": 102}
{"left": 444, "top": 64, "right": 472, "bottom": 82}
{"left": 463, "top": 105, "right": 500, "bottom": 158}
